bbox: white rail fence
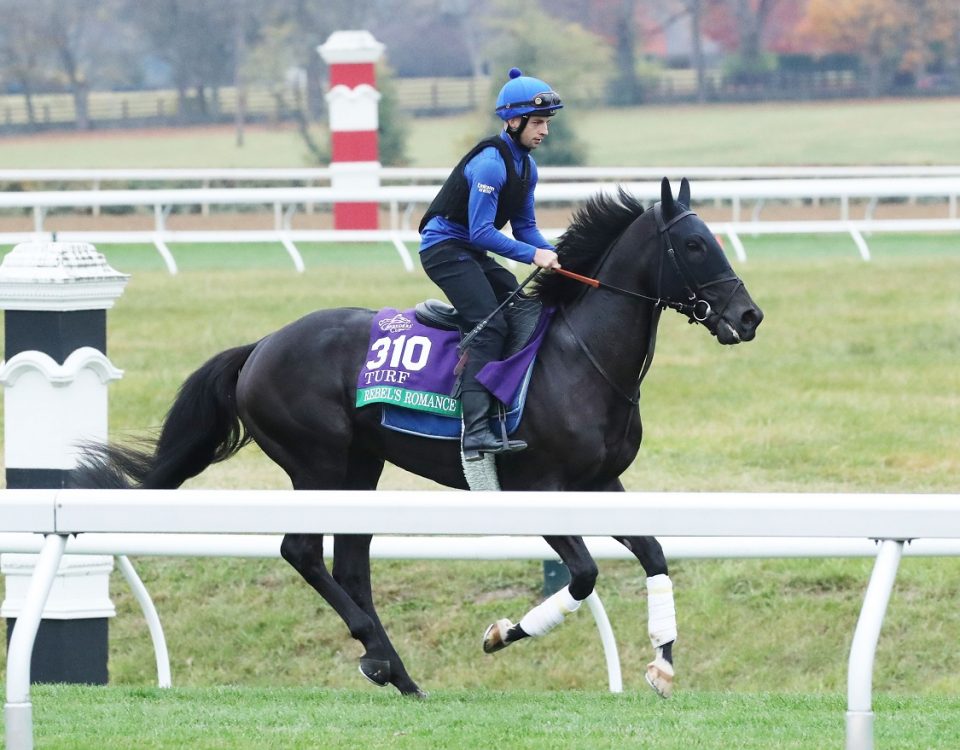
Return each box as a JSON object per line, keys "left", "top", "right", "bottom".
{"left": 2, "top": 489, "right": 959, "bottom": 750}
{"left": 2, "top": 177, "right": 958, "bottom": 225}
{"left": 0, "top": 170, "right": 957, "bottom": 273}
{"left": 3, "top": 530, "right": 960, "bottom": 701}
{"left": 3, "top": 165, "right": 960, "bottom": 186}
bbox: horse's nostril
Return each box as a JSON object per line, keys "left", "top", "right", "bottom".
{"left": 742, "top": 308, "right": 763, "bottom": 329}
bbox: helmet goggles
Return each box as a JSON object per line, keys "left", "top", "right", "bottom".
{"left": 500, "top": 91, "right": 562, "bottom": 113}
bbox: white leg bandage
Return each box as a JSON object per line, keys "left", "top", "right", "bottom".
{"left": 518, "top": 586, "right": 581, "bottom": 637}
{"left": 647, "top": 574, "right": 677, "bottom": 647}
{"left": 460, "top": 451, "right": 501, "bottom": 491}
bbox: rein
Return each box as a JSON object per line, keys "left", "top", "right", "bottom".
{"left": 556, "top": 204, "right": 740, "bottom": 322}
{"left": 557, "top": 201, "right": 740, "bottom": 405}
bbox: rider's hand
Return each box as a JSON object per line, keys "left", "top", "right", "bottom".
{"left": 533, "top": 248, "right": 561, "bottom": 269}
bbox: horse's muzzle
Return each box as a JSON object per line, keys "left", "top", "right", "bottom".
{"left": 715, "top": 303, "right": 763, "bottom": 344}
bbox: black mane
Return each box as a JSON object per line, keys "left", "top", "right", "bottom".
{"left": 531, "top": 188, "right": 645, "bottom": 307}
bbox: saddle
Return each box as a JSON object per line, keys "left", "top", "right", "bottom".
{"left": 414, "top": 294, "right": 543, "bottom": 359}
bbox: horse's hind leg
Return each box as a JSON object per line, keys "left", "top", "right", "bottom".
{"left": 332, "top": 533, "right": 425, "bottom": 697}
{"left": 333, "top": 448, "right": 423, "bottom": 695}
{"left": 482, "top": 535, "right": 598, "bottom": 654}
{"left": 280, "top": 534, "right": 420, "bottom": 694}
{"left": 616, "top": 534, "right": 676, "bottom": 698}
{"left": 278, "top": 445, "right": 424, "bottom": 696}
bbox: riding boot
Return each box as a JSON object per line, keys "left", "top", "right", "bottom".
{"left": 460, "top": 389, "right": 527, "bottom": 462}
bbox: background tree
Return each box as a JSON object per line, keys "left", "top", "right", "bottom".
{"left": 267, "top": 0, "right": 376, "bottom": 120}
{"left": 686, "top": 0, "right": 709, "bottom": 102}
{"left": 801, "top": 0, "right": 915, "bottom": 96}
{"left": 374, "top": 0, "right": 494, "bottom": 78}
{"left": 375, "top": 63, "right": 410, "bottom": 166}
{"left": 480, "top": 0, "right": 608, "bottom": 164}
{"left": 609, "top": 0, "right": 642, "bottom": 106}
{"left": 45, "top": 0, "right": 100, "bottom": 130}
{"left": 439, "top": 0, "right": 489, "bottom": 78}
{"left": 720, "top": 0, "right": 781, "bottom": 83}
{"left": 888, "top": 0, "right": 959, "bottom": 84}
{"left": 240, "top": 20, "right": 310, "bottom": 151}
{"left": 249, "top": 0, "right": 413, "bottom": 163}
{"left": 0, "top": 0, "right": 51, "bottom": 128}
{"left": 0, "top": 0, "right": 133, "bottom": 130}
{"left": 233, "top": 0, "right": 250, "bottom": 146}
{"left": 129, "top": 0, "right": 236, "bottom": 122}
{"left": 0, "top": 0, "right": 957, "bottom": 140}
{"left": 736, "top": 0, "right": 778, "bottom": 70}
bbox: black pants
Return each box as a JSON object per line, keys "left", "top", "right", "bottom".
{"left": 420, "top": 240, "right": 519, "bottom": 394}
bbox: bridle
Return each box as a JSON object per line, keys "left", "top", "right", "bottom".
{"left": 652, "top": 203, "right": 744, "bottom": 325}
{"left": 558, "top": 201, "right": 743, "bottom": 404}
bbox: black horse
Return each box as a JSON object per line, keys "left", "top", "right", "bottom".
{"left": 73, "top": 177, "right": 762, "bottom": 698}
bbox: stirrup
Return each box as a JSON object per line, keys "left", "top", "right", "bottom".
{"left": 462, "top": 435, "right": 527, "bottom": 462}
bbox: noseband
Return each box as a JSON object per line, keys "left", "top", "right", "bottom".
{"left": 653, "top": 203, "right": 743, "bottom": 324}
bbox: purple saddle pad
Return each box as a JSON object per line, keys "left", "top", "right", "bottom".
{"left": 355, "top": 306, "right": 553, "bottom": 439}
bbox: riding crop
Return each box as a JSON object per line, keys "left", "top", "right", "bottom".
{"left": 458, "top": 267, "right": 543, "bottom": 353}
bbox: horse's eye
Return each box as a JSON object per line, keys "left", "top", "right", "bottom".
{"left": 685, "top": 236, "right": 705, "bottom": 253}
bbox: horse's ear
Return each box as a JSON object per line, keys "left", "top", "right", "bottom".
{"left": 678, "top": 177, "right": 691, "bottom": 208}
{"left": 660, "top": 177, "right": 674, "bottom": 214}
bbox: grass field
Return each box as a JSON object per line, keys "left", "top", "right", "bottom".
{"left": 27, "top": 687, "right": 960, "bottom": 749}
{"left": 0, "top": 97, "right": 957, "bottom": 168}
{"left": 75, "top": 233, "right": 958, "bottom": 496}
{"left": 1, "top": 100, "right": 958, "bottom": 748}
{"left": 1, "top": 237, "right": 958, "bottom": 733}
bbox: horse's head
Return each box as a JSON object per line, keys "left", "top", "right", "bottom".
{"left": 655, "top": 177, "right": 763, "bottom": 344}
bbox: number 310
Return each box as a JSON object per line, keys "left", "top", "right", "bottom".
{"left": 365, "top": 335, "right": 431, "bottom": 371}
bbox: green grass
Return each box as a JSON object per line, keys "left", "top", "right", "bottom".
{"left": 27, "top": 686, "right": 960, "bottom": 749}
{"left": 0, "top": 125, "right": 319, "bottom": 170}
{"left": 1, "top": 106, "right": 959, "bottom": 746}
{"left": 1, "top": 239, "right": 958, "bottom": 704}
{"left": 49, "top": 233, "right": 955, "bottom": 495}
{"left": 0, "top": 97, "right": 958, "bottom": 168}
{"left": 577, "top": 98, "right": 960, "bottom": 166}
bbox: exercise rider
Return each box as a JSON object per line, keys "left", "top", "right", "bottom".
{"left": 419, "top": 67, "right": 563, "bottom": 461}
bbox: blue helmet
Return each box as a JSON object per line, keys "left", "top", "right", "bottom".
{"left": 495, "top": 68, "right": 563, "bottom": 120}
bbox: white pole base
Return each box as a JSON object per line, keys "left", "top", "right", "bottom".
{"left": 5, "top": 701, "right": 34, "bottom": 750}
{"left": 845, "top": 710, "right": 873, "bottom": 750}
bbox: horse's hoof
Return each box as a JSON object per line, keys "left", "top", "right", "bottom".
{"left": 359, "top": 657, "right": 392, "bottom": 687}
{"left": 645, "top": 654, "right": 674, "bottom": 699}
{"left": 482, "top": 618, "right": 515, "bottom": 654}
{"left": 403, "top": 687, "right": 429, "bottom": 700}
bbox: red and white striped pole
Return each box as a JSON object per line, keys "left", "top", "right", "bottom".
{"left": 318, "top": 31, "right": 384, "bottom": 230}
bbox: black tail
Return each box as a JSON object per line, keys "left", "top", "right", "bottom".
{"left": 70, "top": 343, "right": 258, "bottom": 489}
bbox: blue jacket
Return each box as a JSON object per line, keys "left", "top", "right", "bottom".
{"left": 419, "top": 131, "right": 554, "bottom": 263}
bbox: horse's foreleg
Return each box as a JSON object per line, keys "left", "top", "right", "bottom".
{"left": 483, "top": 535, "right": 598, "bottom": 654}
{"left": 332, "top": 534, "right": 425, "bottom": 697}
{"left": 616, "top": 535, "right": 676, "bottom": 698}
{"left": 280, "top": 533, "right": 419, "bottom": 696}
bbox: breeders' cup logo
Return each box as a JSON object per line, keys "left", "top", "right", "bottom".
{"left": 379, "top": 313, "right": 414, "bottom": 333}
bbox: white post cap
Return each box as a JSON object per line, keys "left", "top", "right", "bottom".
{"left": 0, "top": 241, "right": 129, "bottom": 311}
{"left": 318, "top": 30, "right": 385, "bottom": 65}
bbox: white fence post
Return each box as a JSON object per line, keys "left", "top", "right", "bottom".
{"left": 4, "top": 533, "right": 66, "bottom": 750}
{"left": 845, "top": 539, "right": 904, "bottom": 750}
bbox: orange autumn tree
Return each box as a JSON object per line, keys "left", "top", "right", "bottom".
{"left": 801, "top": 0, "right": 960, "bottom": 95}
